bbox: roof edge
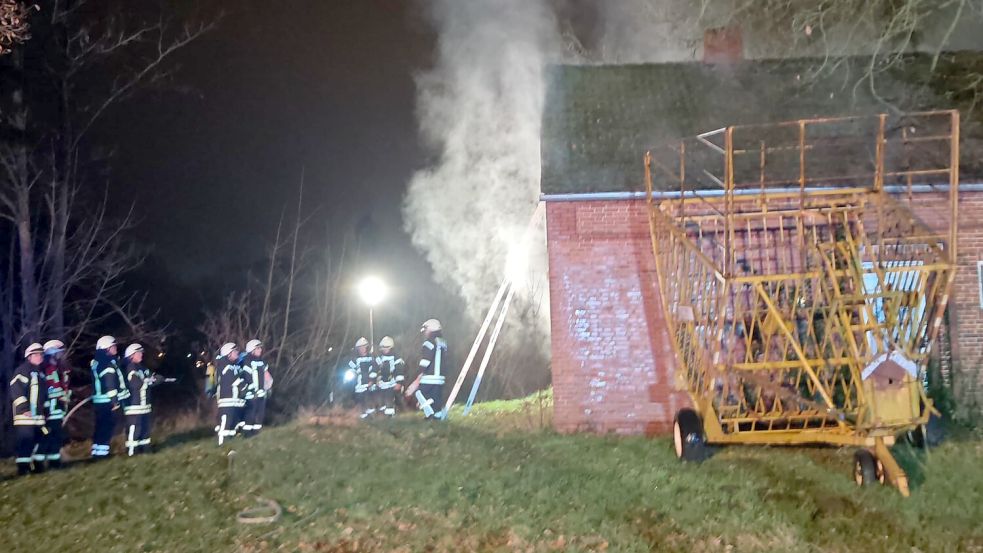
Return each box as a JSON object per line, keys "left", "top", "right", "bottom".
{"left": 540, "top": 183, "right": 983, "bottom": 202}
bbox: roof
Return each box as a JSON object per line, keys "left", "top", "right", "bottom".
{"left": 540, "top": 54, "right": 981, "bottom": 195}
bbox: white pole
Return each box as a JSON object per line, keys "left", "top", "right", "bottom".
{"left": 463, "top": 281, "right": 517, "bottom": 415}
{"left": 442, "top": 202, "right": 544, "bottom": 418}
{"left": 441, "top": 276, "right": 510, "bottom": 418}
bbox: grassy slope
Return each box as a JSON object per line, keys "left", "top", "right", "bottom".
{"left": 1, "top": 400, "right": 981, "bottom": 553}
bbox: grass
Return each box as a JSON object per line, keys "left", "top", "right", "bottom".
{"left": 1, "top": 396, "right": 981, "bottom": 553}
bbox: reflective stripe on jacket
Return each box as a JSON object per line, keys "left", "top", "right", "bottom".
{"left": 124, "top": 360, "right": 153, "bottom": 415}
{"left": 419, "top": 337, "right": 447, "bottom": 386}
{"left": 90, "top": 351, "right": 120, "bottom": 405}
{"left": 11, "top": 361, "right": 47, "bottom": 426}
{"left": 375, "top": 354, "right": 405, "bottom": 389}
{"left": 216, "top": 357, "right": 247, "bottom": 408}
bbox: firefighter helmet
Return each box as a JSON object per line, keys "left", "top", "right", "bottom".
{"left": 43, "top": 339, "right": 65, "bottom": 354}
{"left": 379, "top": 336, "right": 394, "bottom": 349}
{"left": 24, "top": 343, "right": 43, "bottom": 358}
{"left": 355, "top": 337, "right": 369, "bottom": 348}
{"left": 96, "top": 335, "right": 116, "bottom": 350}
{"left": 125, "top": 343, "right": 144, "bottom": 358}
{"left": 219, "top": 342, "right": 237, "bottom": 357}
{"left": 421, "top": 319, "right": 442, "bottom": 333}
{"left": 245, "top": 339, "right": 262, "bottom": 353}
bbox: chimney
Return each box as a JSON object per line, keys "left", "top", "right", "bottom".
{"left": 703, "top": 26, "right": 743, "bottom": 64}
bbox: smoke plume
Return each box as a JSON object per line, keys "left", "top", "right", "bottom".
{"left": 403, "top": 1, "right": 702, "bottom": 338}
{"left": 404, "top": 0, "right": 565, "bottom": 335}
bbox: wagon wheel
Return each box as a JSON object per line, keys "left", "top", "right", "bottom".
{"left": 853, "top": 450, "right": 885, "bottom": 487}
{"left": 673, "top": 408, "right": 706, "bottom": 462}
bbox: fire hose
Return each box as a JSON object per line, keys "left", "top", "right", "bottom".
{"left": 236, "top": 498, "right": 283, "bottom": 524}
{"left": 62, "top": 377, "right": 177, "bottom": 425}
{"left": 62, "top": 396, "right": 91, "bottom": 425}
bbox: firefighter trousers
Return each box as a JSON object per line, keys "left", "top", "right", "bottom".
{"left": 125, "top": 413, "right": 152, "bottom": 456}
{"left": 243, "top": 397, "right": 266, "bottom": 436}
{"left": 378, "top": 386, "right": 397, "bottom": 416}
{"left": 40, "top": 418, "right": 63, "bottom": 466}
{"left": 416, "top": 383, "right": 445, "bottom": 419}
{"left": 91, "top": 402, "right": 114, "bottom": 459}
{"left": 354, "top": 389, "right": 373, "bottom": 418}
{"left": 216, "top": 406, "right": 240, "bottom": 445}
{"left": 14, "top": 425, "right": 44, "bottom": 474}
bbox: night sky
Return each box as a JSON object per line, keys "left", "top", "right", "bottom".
{"left": 97, "top": 1, "right": 435, "bottom": 283}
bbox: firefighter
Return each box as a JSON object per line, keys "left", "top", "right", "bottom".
{"left": 215, "top": 342, "right": 247, "bottom": 445}
{"left": 348, "top": 337, "right": 376, "bottom": 418}
{"left": 90, "top": 335, "right": 121, "bottom": 460}
{"left": 40, "top": 339, "right": 70, "bottom": 469}
{"left": 240, "top": 339, "right": 271, "bottom": 437}
{"left": 10, "top": 343, "right": 48, "bottom": 475}
{"left": 375, "top": 336, "right": 405, "bottom": 417}
{"left": 123, "top": 344, "right": 156, "bottom": 456}
{"left": 415, "top": 319, "right": 448, "bottom": 420}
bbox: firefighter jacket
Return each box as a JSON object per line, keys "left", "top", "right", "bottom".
{"left": 241, "top": 353, "right": 270, "bottom": 399}
{"left": 374, "top": 352, "right": 405, "bottom": 390}
{"left": 114, "top": 357, "right": 131, "bottom": 405}
{"left": 216, "top": 356, "right": 248, "bottom": 408}
{"left": 11, "top": 360, "right": 48, "bottom": 426}
{"left": 123, "top": 360, "right": 154, "bottom": 415}
{"left": 90, "top": 350, "right": 122, "bottom": 406}
{"left": 43, "top": 356, "right": 71, "bottom": 420}
{"left": 418, "top": 336, "right": 448, "bottom": 386}
{"left": 348, "top": 352, "right": 376, "bottom": 394}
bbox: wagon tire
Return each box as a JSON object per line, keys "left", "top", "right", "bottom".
{"left": 673, "top": 408, "right": 707, "bottom": 462}
{"left": 853, "top": 449, "right": 881, "bottom": 487}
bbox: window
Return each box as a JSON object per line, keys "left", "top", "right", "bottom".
{"left": 978, "top": 261, "right": 983, "bottom": 309}
{"left": 862, "top": 261, "right": 926, "bottom": 354}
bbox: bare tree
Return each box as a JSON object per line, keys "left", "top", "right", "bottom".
{"left": 0, "top": 0, "right": 217, "bottom": 452}
{"left": 689, "top": 0, "right": 983, "bottom": 100}
{"left": 198, "top": 212, "right": 362, "bottom": 410}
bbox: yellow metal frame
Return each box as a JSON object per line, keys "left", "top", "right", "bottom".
{"left": 645, "top": 111, "right": 960, "bottom": 496}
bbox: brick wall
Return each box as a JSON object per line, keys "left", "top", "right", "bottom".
{"left": 909, "top": 191, "right": 983, "bottom": 415}
{"left": 547, "top": 190, "right": 983, "bottom": 435}
{"left": 546, "top": 200, "right": 689, "bottom": 435}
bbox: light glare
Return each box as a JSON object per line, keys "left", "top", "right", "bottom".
{"left": 358, "top": 276, "right": 387, "bottom": 306}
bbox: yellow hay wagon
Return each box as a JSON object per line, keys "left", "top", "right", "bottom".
{"left": 644, "top": 111, "right": 960, "bottom": 496}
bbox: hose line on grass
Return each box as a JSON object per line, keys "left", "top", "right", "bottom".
{"left": 237, "top": 497, "right": 283, "bottom": 524}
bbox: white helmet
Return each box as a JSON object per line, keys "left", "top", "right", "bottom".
{"left": 43, "top": 339, "right": 65, "bottom": 354}
{"left": 219, "top": 342, "right": 237, "bottom": 357}
{"left": 355, "top": 337, "right": 369, "bottom": 348}
{"left": 96, "top": 335, "right": 116, "bottom": 351}
{"left": 421, "top": 319, "right": 442, "bottom": 333}
{"left": 379, "top": 336, "right": 394, "bottom": 349}
{"left": 24, "top": 343, "right": 44, "bottom": 358}
{"left": 245, "top": 339, "right": 262, "bottom": 353}
{"left": 125, "top": 343, "right": 144, "bottom": 358}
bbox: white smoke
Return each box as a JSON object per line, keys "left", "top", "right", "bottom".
{"left": 403, "top": 1, "right": 702, "bottom": 337}
{"left": 404, "top": 0, "right": 565, "bottom": 333}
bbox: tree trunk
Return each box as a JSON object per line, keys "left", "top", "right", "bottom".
{"left": 0, "top": 237, "right": 17, "bottom": 455}
{"left": 10, "top": 85, "right": 40, "bottom": 340}
{"left": 48, "top": 75, "right": 74, "bottom": 337}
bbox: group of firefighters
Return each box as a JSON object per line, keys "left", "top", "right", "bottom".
{"left": 8, "top": 316, "right": 447, "bottom": 475}
{"left": 347, "top": 318, "right": 449, "bottom": 420}
{"left": 9, "top": 336, "right": 161, "bottom": 476}
{"left": 205, "top": 339, "right": 273, "bottom": 446}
